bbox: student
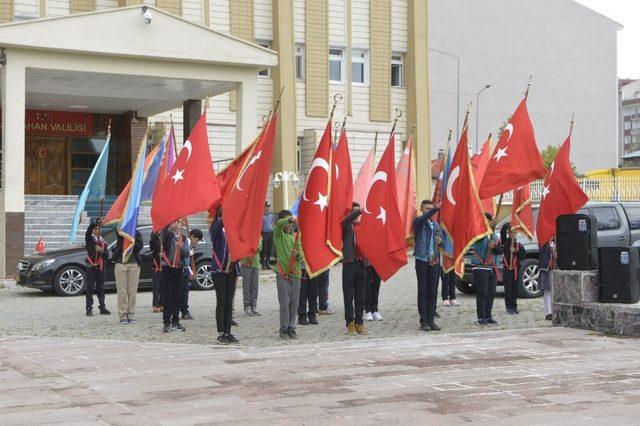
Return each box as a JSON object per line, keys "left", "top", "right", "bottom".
{"left": 500, "top": 223, "right": 526, "bottom": 315}
{"left": 317, "top": 271, "right": 332, "bottom": 315}
{"left": 274, "top": 210, "right": 304, "bottom": 339}
{"left": 364, "top": 263, "right": 383, "bottom": 321}
{"left": 261, "top": 202, "right": 275, "bottom": 270}
{"left": 112, "top": 228, "right": 143, "bottom": 325}
{"left": 413, "top": 199, "right": 442, "bottom": 332}
{"left": 160, "top": 221, "right": 190, "bottom": 332}
{"left": 342, "top": 203, "right": 368, "bottom": 336}
{"left": 469, "top": 213, "right": 503, "bottom": 326}
{"left": 210, "top": 208, "right": 240, "bottom": 344}
{"left": 441, "top": 270, "right": 459, "bottom": 306}
{"left": 180, "top": 228, "right": 203, "bottom": 320}
{"left": 150, "top": 231, "right": 163, "bottom": 313}
{"left": 84, "top": 217, "right": 110, "bottom": 316}
{"left": 298, "top": 264, "right": 319, "bottom": 326}
{"left": 539, "top": 239, "right": 556, "bottom": 321}
{"left": 241, "top": 235, "right": 262, "bottom": 316}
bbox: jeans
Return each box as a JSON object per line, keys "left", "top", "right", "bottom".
{"left": 85, "top": 268, "right": 106, "bottom": 311}
{"left": 365, "top": 266, "right": 381, "bottom": 313}
{"left": 416, "top": 260, "right": 439, "bottom": 324}
{"left": 161, "top": 266, "right": 182, "bottom": 325}
{"left": 115, "top": 262, "right": 140, "bottom": 321}
{"left": 276, "top": 274, "right": 301, "bottom": 332}
{"left": 317, "top": 270, "right": 330, "bottom": 311}
{"left": 214, "top": 271, "right": 237, "bottom": 334}
{"left": 503, "top": 268, "right": 519, "bottom": 311}
{"left": 152, "top": 270, "right": 162, "bottom": 308}
{"left": 473, "top": 268, "right": 497, "bottom": 320}
{"left": 298, "top": 274, "right": 319, "bottom": 320}
{"left": 261, "top": 231, "right": 273, "bottom": 268}
{"left": 342, "top": 260, "right": 366, "bottom": 326}
{"left": 180, "top": 270, "right": 191, "bottom": 315}
{"left": 441, "top": 270, "right": 457, "bottom": 301}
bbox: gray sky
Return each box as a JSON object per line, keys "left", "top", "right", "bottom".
{"left": 574, "top": 0, "right": 640, "bottom": 78}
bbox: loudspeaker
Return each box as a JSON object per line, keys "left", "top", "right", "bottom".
{"left": 556, "top": 214, "right": 598, "bottom": 270}
{"left": 598, "top": 247, "right": 640, "bottom": 303}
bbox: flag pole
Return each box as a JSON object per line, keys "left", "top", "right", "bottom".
{"left": 390, "top": 108, "right": 402, "bottom": 137}
{"left": 569, "top": 113, "right": 575, "bottom": 136}
{"left": 97, "top": 118, "right": 112, "bottom": 239}
{"left": 524, "top": 75, "right": 533, "bottom": 100}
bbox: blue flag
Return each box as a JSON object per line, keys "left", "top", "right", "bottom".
{"left": 140, "top": 136, "right": 166, "bottom": 201}
{"left": 118, "top": 137, "right": 147, "bottom": 262}
{"left": 69, "top": 135, "right": 110, "bottom": 242}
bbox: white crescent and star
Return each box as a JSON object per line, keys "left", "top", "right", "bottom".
{"left": 171, "top": 169, "right": 184, "bottom": 184}
{"left": 493, "top": 123, "right": 514, "bottom": 163}
{"left": 445, "top": 166, "right": 460, "bottom": 206}
{"left": 376, "top": 207, "right": 387, "bottom": 225}
{"left": 503, "top": 123, "right": 514, "bottom": 141}
{"left": 542, "top": 184, "right": 551, "bottom": 199}
{"left": 183, "top": 140, "right": 193, "bottom": 161}
{"left": 314, "top": 193, "right": 329, "bottom": 212}
{"left": 235, "top": 150, "right": 262, "bottom": 191}
{"left": 302, "top": 158, "right": 330, "bottom": 202}
{"left": 364, "top": 171, "right": 388, "bottom": 214}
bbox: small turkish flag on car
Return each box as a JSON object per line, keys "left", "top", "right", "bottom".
{"left": 35, "top": 236, "right": 46, "bottom": 254}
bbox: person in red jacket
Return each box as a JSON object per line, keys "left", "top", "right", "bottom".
{"left": 84, "top": 218, "right": 110, "bottom": 316}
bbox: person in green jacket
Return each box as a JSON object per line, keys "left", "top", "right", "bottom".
{"left": 274, "top": 209, "right": 304, "bottom": 339}
{"left": 241, "top": 236, "right": 263, "bottom": 316}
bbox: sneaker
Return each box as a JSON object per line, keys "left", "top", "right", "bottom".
{"left": 428, "top": 322, "right": 441, "bottom": 331}
{"left": 364, "top": 312, "right": 374, "bottom": 321}
{"left": 279, "top": 331, "right": 289, "bottom": 339}
{"left": 128, "top": 318, "right": 136, "bottom": 324}
{"left": 217, "top": 334, "right": 230, "bottom": 344}
{"left": 86, "top": 310, "right": 93, "bottom": 317}
{"left": 288, "top": 330, "right": 298, "bottom": 339}
{"left": 120, "top": 318, "right": 128, "bottom": 325}
{"left": 170, "top": 323, "right": 177, "bottom": 331}
{"left": 477, "top": 319, "right": 488, "bottom": 326}
{"left": 486, "top": 318, "right": 498, "bottom": 326}
{"left": 251, "top": 309, "right": 261, "bottom": 316}
{"left": 319, "top": 309, "right": 333, "bottom": 315}
{"left": 174, "top": 322, "right": 185, "bottom": 332}
{"left": 99, "top": 308, "right": 111, "bottom": 315}
{"left": 182, "top": 312, "right": 194, "bottom": 320}
{"left": 443, "top": 299, "right": 450, "bottom": 306}
{"left": 355, "top": 324, "right": 369, "bottom": 335}
{"left": 298, "top": 316, "right": 310, "bottom": 325}
{"left": 227, "top": 334, "right": 239, "bottom": 344}
{"left": 450, "top": 299, "right": 460, "bottom": 306}
{"left": 231, "top": 319, "right": 239, "bottom": 326}
{"left": 545, "top": 314, "right": 552, "bottom": 321}
{"left": 162, "top": 323, "right": 170, "bottom": 332}
{"left": 347, "top": 321, "right": 357, "bottom": 336}
{"left": 309, "top": 317, "right": 318, "bottom": 325}
{"left": 434, "top": 312, "right": 441, "bottom": 319}
{"left": 244, "top": 307, "right": 252, "bottom": 316}
{"left": 420, "top": 322, "right": 430, "bottom": 331}
{"left": 372, "top": 312, "right": 384, "bottom": 321}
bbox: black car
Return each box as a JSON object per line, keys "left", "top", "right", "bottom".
{"left": 16, "top": 225, "right": 214, "bottom": 296}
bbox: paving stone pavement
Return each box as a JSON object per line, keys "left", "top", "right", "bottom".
{"left": 0, "top": 264, "right": 550, "bottom": 347}
{"left": 2, "top": 328, "right": 640, "bottom": 425}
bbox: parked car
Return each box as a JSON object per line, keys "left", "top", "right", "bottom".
{"left": 16, "top": 225, "right": 214, "bottom": 296}
{"left": 457, "top": 201, "right": 640, "bottom": 298}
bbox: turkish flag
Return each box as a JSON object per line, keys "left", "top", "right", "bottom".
{"left": 479, "top": 99, "right": 546, "bottom": 199}
{"left": 512, "top": 184, "right": 535, "bottom": 239}
{"left": 440, "top": 128, "right": 492, "bottom": 276}
{"left": 223, "top": 113, "right": 278, "bottom": 260}
{"left": 359, "top": 134, "right": 408, "bottom": 281}
{"left": 396, "top": 135, "right": 417, "bottom": 239}
{"left": 327, "top": 128, "right": 353, "bottom": 255}
{"left": 298, "top": 121, "right": 341, "bottom": 276}
{"left": 471, "top": 136, "right": 495, "bottom": 216}
{"left": 536, "top": 135, "right": 588, "bottom": 247}
{"left": 151, "top": 112, "right": 220, "bottom": 231}
{"left": 353, "top": 144, "right": 376, "bottom": 206}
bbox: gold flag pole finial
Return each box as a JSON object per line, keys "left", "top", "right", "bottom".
{"left": 107, "top": 118, "right": 112, "bottom": 135}
{"left": 569, "top": 113, "right": 575, "bottom": 136}
{"left": 462, "top": 102, "right": 472, "bottom": 132}
{"left": 407, "top": 124, "right": 417, "bottom": 141}
{"left": 524, "top": 75, "right": 533, "bottom": 100}
{"left": 330, "top": 93, "right": 343, "bottom": 120}
{"left": 390, "top": 108, "right": 403, "bottom": 136}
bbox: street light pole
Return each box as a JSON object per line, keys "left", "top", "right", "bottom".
{"left": 429, "top": 47, "right": 460, "bottom": 142}
{"left": 475, "top": 84, "right": 491, "bottom": 151}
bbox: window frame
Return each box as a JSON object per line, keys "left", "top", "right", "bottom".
{"left": 591, "top": 206, "right": 622, "bottom": 231}
{"left": 351, "top": 49, "right": 369, "bottom": 86}
{"left": 295, "top": 44, "right": 305, "bottom": 81}
{"left": 329, "top": 48, "right": 344, "bottom": 84}
{"left": 256, "top": 39, "right": 272, "bottom": 77}
{"left": 391, "top": 53, "right": 404, "bottom": 87}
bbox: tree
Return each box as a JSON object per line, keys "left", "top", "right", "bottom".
{"left": 541, "top": 145, "right": 577, "bottom": 175}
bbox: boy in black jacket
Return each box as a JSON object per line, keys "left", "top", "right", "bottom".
{"left": 500, "top": 223, "right": 526, "bottom": 315}
{"left": 160, "top": 221, "right": 190, "bottom": 332}
{"left": 84, "top": 218, "right": 110, "bottom": 316}
{"left": 150, "top": 231, "right": 163, "bottom": 313}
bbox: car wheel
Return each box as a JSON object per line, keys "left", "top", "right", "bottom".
{"left": 456, "top": 279, "right": 476, "bottom": 294}
{"left": 191, "top": 261, "right": 214, "bottom": 291}
{"left": 518, "top": 259, "right": 542, "bottom": 298}
{"left": 53, "top": 265, "right": 86, "bottom": 297}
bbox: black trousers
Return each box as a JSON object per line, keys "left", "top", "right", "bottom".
{"left": 441, "top": 270, "right": 457, "bottom": 301}
{"left": 161, "top": 266, "right": 182, "bottom": 325}
{"left": 152, "top": 270, "right": 162, "bottom": 308}
{"left": 342, "top": 260, "right": 366, "bottom": 326}
{"left": 180, "top": 270, "right": 191, "bottom": 315}
{"left": 503, "top": 268, "right": 519, "bottom": 311}
{"left": 473, "top": 268, "right": 497, "bottom": 320}
{"left": 298, "top": 275, "right": 319, "bottom": 320}
{"left": 416, "top": 260, "right": 439, "bottom": 324}
{"left": 214, "top": 271, "right": 237, "bottom": 334}
{"left": 85, "top": 268, "right": 105, "bottom": 311}
{"left": 365, "top": 265, "right": 381, "bottom": 313}
{"left": 317, "top": 271, "right": 330, "bottom": 311}
{"left": 260, "top": 231, "right": 273, "bottom": 268}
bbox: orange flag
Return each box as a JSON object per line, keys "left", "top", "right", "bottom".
{"left": 353, "top": 141, "right": 376, "bottom": 206}
{"left": 511, "top": 184, "right": 535, "bottom": 239}
{"left": 471, "top": 136, "right": 495, "bottom": 216}
{"left": 396, "top": 134, "right": 417, "bottom": 240}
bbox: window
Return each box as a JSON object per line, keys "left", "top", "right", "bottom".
{"left": 625, "top": 121, "right": 631, "bottom": 130}
{"left": 351, "top": 49, "right": 368, "bottom": 85}
{"left": 633, "top": 120, "right": 640, "bottom": 130}
{"left": 624, "top": 207, "right": 640, "bottom": 231}
{"left": 14, "top": 4, "right": 39, "bottom": 21}
{"left": 329, "top": 49, "right": 343, "bottom": 83}
{"left": 295, "top": 44, "right": 305, "bottom": 81}
{"left": 592, "top": 207, "right": 621, "bottom": 231}
{"left": 256, "top": 40, "right": 271, "bottom": 77}
{"left": 391, "top": 54, "right": 404, "bottom": 87}
{"left": 296, "top": 137, "right": 303, "bottom": 173}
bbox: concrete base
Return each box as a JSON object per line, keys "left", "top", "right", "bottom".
{"left": 552, "top": 269, "right": 640, "bottom": 337}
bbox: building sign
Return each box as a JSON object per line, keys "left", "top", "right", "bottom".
{"left": 0, "top": 110, "right": 94, "bottom": 137}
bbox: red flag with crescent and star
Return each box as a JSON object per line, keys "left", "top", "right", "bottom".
{"left": 478, "top": 98, "right": 546, "bottom": 199}
{"left": 298, "top": 120, "right": 341, "bottom": 276}
{"left": 353, "top": 143, "right": 376, "bottom": 206}
{"left": 222, "top": 113, "right": 278, "bottom": 261}
{"left": 151, "top": 112, "right": 220, "bottom": 231}
{"left": 511, "top": 183, "right": 535, "bottom": 239}
{"left": 396, "top": 134, "right": 417, "bottom": 240}
{"left": 440, "top": 127, "right": 492, "bottom": 277}
{"left": 471, "top": 136, "right": 495, "bottom": 216}
{"left": 327, "top": 127, "right": 353, "bottom": 255}
{"left": 536, "top": 134, "right": 588, "bottom": 247}
{"left": 358, "top": 133, "right": 407, "bottom": 281}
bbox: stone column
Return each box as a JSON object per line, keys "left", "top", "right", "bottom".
{"left": 183, "top": 99, "right": 202, "bottom": 142}
{"left": 1, "top": 51, "right": 26, "bottom": 278}
{"left": 235, "top": 75, "right": 258, "bottom": 152}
